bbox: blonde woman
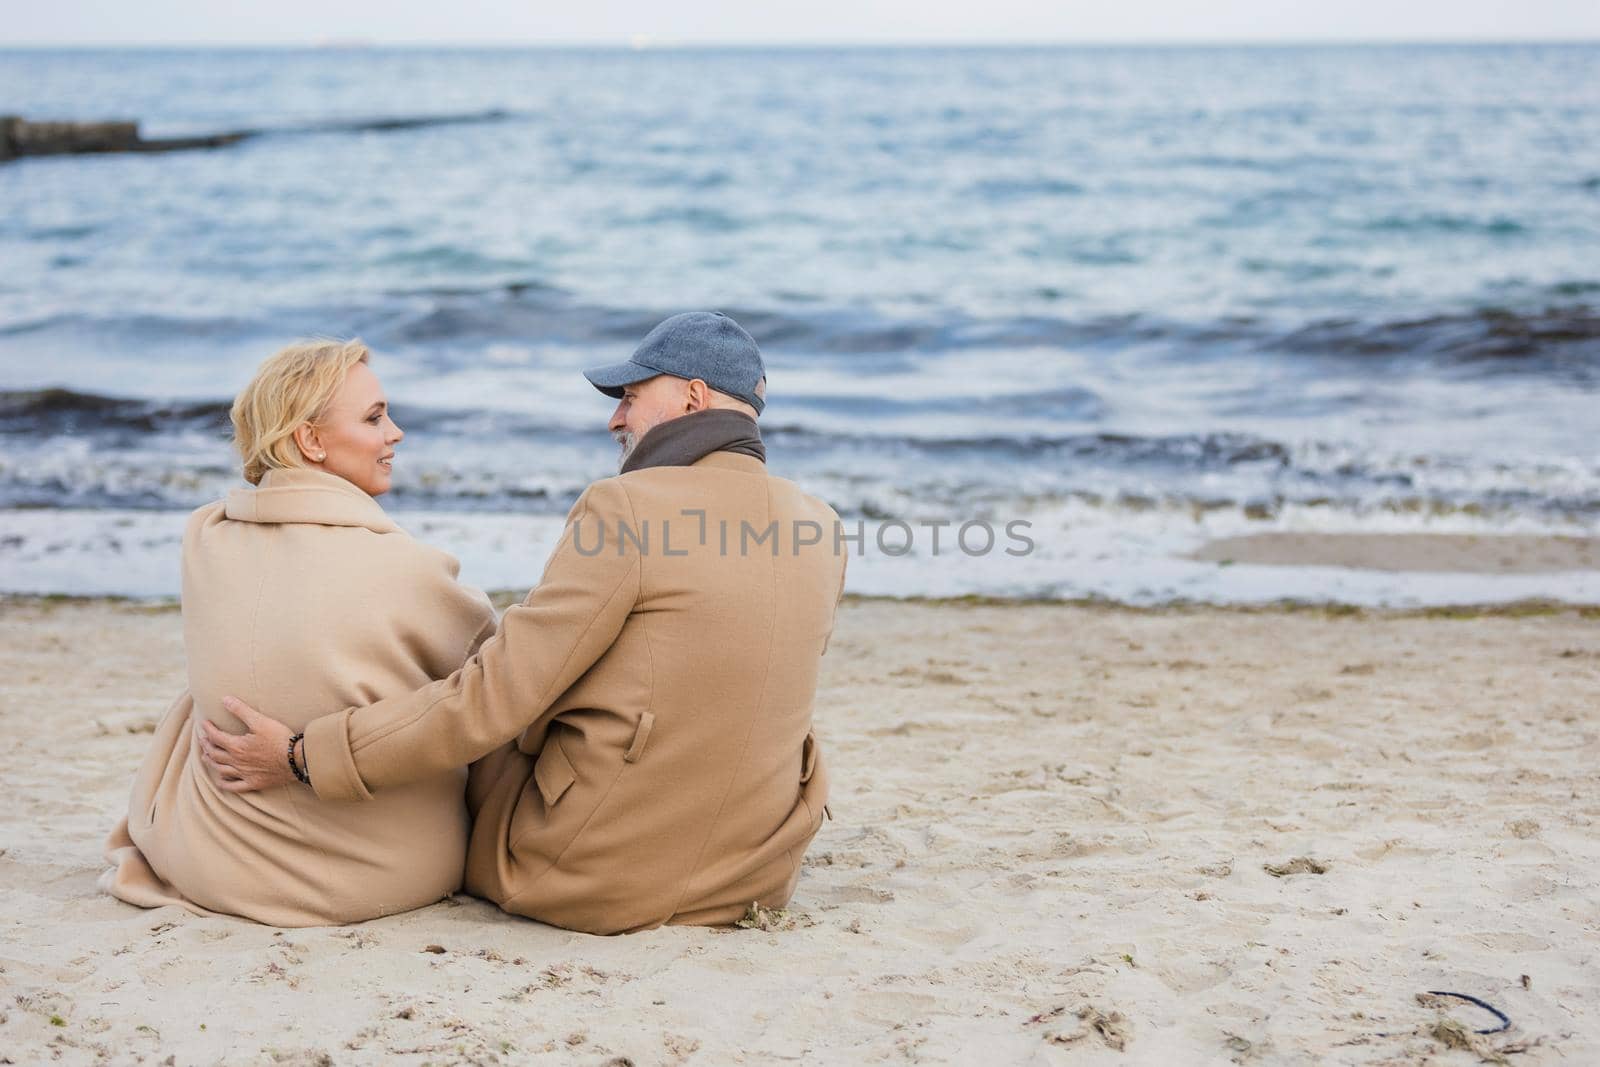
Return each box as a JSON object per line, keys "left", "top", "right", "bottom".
{"left": 101, "top": 340, "right": 496, "bottom": 926}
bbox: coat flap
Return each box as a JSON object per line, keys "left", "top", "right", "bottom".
{"left": 533, "top": 739, "right": 576, "bottom": 807}
{"left": 623, "top": 711, "right": 655, "bottom": 764}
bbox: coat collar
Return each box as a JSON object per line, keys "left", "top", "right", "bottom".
{"left": 225, "top": 467, "right": 398, "bottom": 533}
{"left": 690, "top": 451, "right": 767, "bottom": 476}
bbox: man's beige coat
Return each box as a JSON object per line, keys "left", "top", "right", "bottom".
{"left": 102, "top": 468, "right": 496, "bottom": 926}
{"left": 304, "top": 451, "right": 845, "bottom": 934}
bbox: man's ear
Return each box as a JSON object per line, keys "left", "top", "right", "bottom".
{"left": 684, "top": 378, "right": 710, "bottom": 413}
{"left": 292, "top": 423, "right": 325, "bottom": 463}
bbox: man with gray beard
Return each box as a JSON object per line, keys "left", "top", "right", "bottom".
{"left": 599, "top": 312, "right": 769, "bottom": 474}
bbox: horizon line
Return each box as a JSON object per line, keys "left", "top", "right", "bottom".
{"left": 3, "top": 37, "right": 1598, "bottom": 50}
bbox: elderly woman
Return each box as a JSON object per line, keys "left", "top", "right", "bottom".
{"left": 101, "top": 340, "right": 496, "bottom": 926}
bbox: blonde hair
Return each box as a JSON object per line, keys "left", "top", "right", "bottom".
{"left": 231, "top": 339, "right": 371, "bottom": 485}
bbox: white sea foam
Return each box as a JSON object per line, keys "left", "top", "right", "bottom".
{"left": 6, "top": 502, "right": 1596, "bottom": 607}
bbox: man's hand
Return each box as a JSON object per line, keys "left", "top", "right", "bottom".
{"left": 196, "top": 697, "right": 299, "bottom": 793}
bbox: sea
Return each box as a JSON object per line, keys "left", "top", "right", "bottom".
{"left": 2, "top": 45, "right": 1598, "bottom": 604}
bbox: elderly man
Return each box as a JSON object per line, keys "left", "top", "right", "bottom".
{"left": 202, "top": 312, "right": 845, "bottom": 934}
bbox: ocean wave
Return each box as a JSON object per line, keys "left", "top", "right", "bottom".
{"left": 1362, "top": 212, "right": 1529, "bottom": 236}
{"left": 373, "top": 245, "right": 536, "bottom": 274}
{"left": 966, "top": 176, "right": 1085, "bottom": 201}
{"left": 3, "top": 423, "right": 1596, "bottom": 524}
{"left": 1275, "top": 305, "right": 1600, "bottom": 370}
{"left": 1548, "top": 281, "right": 1600, "bottom": 297}
{"left": 376, "top": 297, "right": 1172, "bottom": 354}
{"left": 764, "top": 426, "right": 1295, "bottom": 466}
{"left": 620, "top": 206, "right": 747, "bottom": 232}
{"left": 6, "top": 289, "right": 1598, "bottom": 375}
{"left": 0, "top": 310, "right": 268, "bottom": 340}
{"left": 382, "top": 298, "right": 1600, "bottom": 378}
{"left": 7, "top": 463, "right": 1594, "bottom": 523}
{"left": 21, "top": 223, "right": 100, "bottom": 241}
{"left": 0, "top": 389, "right": 230, "bottom": 435}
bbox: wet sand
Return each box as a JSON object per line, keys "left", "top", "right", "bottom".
{"left": 1192, "top": 532, "right": 1600, "bottom": 574}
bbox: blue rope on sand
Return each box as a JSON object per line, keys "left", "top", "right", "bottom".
{"left": 1426, "top": 991, "right": 1512, "bottom": 1035}
{"left": 1376, "top": 990, "right": 1513, "bottom": 1039}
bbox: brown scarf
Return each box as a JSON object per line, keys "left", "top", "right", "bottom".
{"left": 620, "top": 409, "right": 766, "bottom": 474}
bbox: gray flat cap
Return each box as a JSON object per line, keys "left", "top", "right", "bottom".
{"left": 584, "top": 311, "right": 765, "bottom": 415}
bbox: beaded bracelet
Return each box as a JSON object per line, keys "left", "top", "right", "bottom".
{"left": 287, "top": 732, "right": 311, "bottom": 786}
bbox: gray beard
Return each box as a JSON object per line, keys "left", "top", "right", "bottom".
{"left": 613, "top": 430, "right": 637, "bottom": 472}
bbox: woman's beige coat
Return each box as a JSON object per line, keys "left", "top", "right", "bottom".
{"left": 101, "top": 468, "right": 496, "bottom": 926}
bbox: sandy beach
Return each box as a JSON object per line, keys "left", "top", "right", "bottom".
{"left": 1, "top": 593, "right": 1596, "bottom": 1065}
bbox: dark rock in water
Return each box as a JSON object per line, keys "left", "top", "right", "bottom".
{"left": 2, "top": 116, "right": 138, "bottom": 159}
{"left": 0, "top": 109, "right": 511, "bottom": 163}
{"left": 0, "top": 115, "right": 247, "bottom": 161}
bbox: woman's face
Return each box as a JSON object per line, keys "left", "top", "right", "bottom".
{"left": 303, "top": 362, "right": 403, "bottom": 496}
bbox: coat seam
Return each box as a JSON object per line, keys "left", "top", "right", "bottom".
{"left": 248, "top": 549, "right": 344, "bottom": 909}
{"left": 629, "top": 480, "right": 658, "bottom": 761}
{"left": 665, "top": 478, "right": 779, "bottom": 919}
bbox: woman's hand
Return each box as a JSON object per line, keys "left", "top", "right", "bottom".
{"left": 196, "top": 697, "right": 299, "bottom": 793}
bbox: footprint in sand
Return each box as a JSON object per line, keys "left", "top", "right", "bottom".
{"left": 828, "top": 884, "right": 896, "bottom": 905}
{"left": 850, "top": 991, "right": 943, "bottom": 1026}
{"left": 897, "top": 921, "right": 982, "bottom": 950}
{"left": 1149, "top": 957, "right": 1234, "bottom": 995}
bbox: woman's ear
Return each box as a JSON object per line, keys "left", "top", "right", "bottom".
{"left": 292, "top": 423, "right": 326, "bottom": 464}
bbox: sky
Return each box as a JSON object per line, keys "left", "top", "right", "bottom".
{"left": 8, "top": 0, "right": 1600, "bottom": 45}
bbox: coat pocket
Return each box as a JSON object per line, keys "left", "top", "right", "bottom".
{"left": 533, "top": 738, "right": 576, "bottom": 807}
{"left": 623, "top": 711, "right": 655, "bottom": 764}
